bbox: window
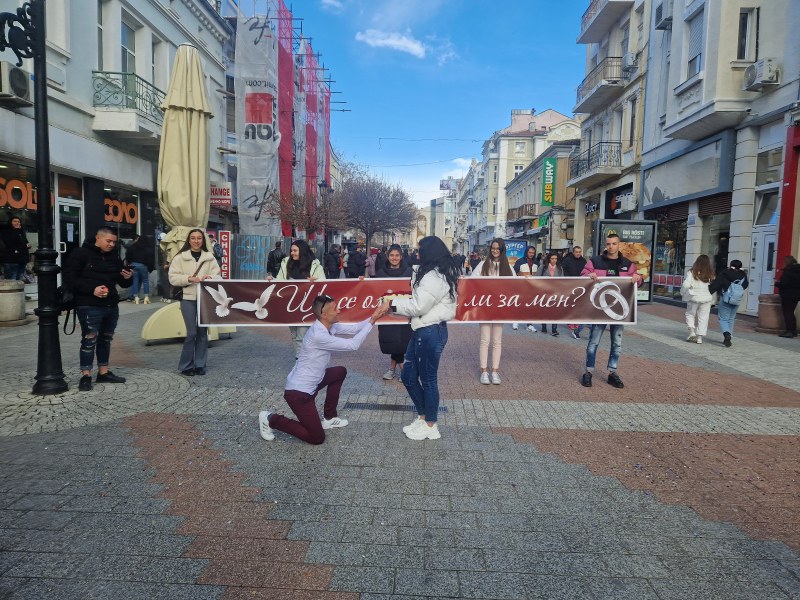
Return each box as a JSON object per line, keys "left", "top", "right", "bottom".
{"left": 620, "top": 21, "right": 630, "bottom": 56}
{"left": 686, "top": 11, "right": 704, "bottom": 78}
{"left": 514, "top": 164, "right": 524, "bottom": 177}
{"left": 628, "top": 97, "right": 637, "bottom": 147}
{"left": 514, "top": 141, "right": 526, "bottom": 155}
{"left": 121, "top": 21, "right": 136, "bottom": 74}
{"left": 492, "top": 198, "right": 497, "bottom": 215}
{"left": 754, "top": 191, "right": 778, "bottom": 226}
{"left": 756, "top": 148, "right": 783, "bottom": 186}
{"left": 737, "top": 9, "right": 759, "bottom": 61}
{"left": 492, "top": 165, "right": 498, "bottom": 184}
{"left": 97, "top": 0, "right": 104, "bottom": 70}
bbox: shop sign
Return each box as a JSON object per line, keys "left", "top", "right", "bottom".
{"left": 0, "top": 178, "right": 38, "bottom": 211}
{"left": 541, "top": 157, "right": 556, "bottom": 207}
{"left": 104, "top": 197, "right": 138, "bottom": 224}
{"left": 209, "top": 182, "right": 232, "bottom": 209}
{"left": 596, "top": 219, "right": 657, "bottom": 302}
{"left": 585, "top": 201, "right": 600, "bottom": 215}
{"left": 218, "top": 230, "right": 232, "bottom": 279}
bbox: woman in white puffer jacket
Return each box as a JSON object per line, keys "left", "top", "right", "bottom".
{"left": 680, "top": 254, "right": 715, "bottom": 344}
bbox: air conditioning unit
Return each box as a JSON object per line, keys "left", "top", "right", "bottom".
{"left": 0, "top": 61, "right": 33, "bottom": 106}
{"left": 621, "top": 52, "right": 638, "bottom": 73}
{"left": 654, "top": 0, "right": 673, "bottom": 30}
{"left": 743, "top": 58, "right": 780, "bottom": 91}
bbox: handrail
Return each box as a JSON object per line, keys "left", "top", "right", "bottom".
{"left": 92, "top": 71, "right": 166, "bottom": 125}
{"left": 569, "top": 142, "right": 622, "bottom": 180}
{"left": 576, "top": 57, "right": 628, "bottom": 104}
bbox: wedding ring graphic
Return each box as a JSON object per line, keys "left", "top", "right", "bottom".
{"left": 589, "top": 281, "right": 630, "bottom": 321}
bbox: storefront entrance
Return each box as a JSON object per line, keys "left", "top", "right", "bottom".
{"left": 55, "top": 201, "right": 83, "bottom": 268}
{"left": 747, "top": 228, "right": 777, "bottom": 314}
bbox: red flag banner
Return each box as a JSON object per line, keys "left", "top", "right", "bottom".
{"left": 198, "top": 277, "right": 637, "bottom": 327}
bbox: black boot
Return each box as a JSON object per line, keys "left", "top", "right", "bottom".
{"left": 723, "top": 332, "right": 732, "bottom": 347}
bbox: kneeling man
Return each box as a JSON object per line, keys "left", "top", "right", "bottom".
{"left": 259, "top": 294, "right": 388, "bottom": 444}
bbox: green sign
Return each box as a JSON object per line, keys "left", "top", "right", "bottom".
{"left": 541, "top": 157, "right": 556, "bottom": 207}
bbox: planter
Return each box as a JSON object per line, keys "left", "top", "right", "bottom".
{"left": 753, "top": 293, "right": 784, "bottom": 333}
{"left": 0, "top": 280, "right": 28, "bottom": 326}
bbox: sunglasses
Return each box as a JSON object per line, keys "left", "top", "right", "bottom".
{"left": 319, "top": 294, "right": 335, "bottom": 309}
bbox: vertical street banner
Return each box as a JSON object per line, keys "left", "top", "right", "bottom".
{"left": 541, "top": 157, "right": 556, "bottom": 207}
{"left": 235, "top": 10, "right": 281, "bottom": 236}
{"left": 597, "top": 219, "right": 657, "bottom": 302}
{"left": 292, "top": 40, "right": 307, "bottom": 215}
{"left": 218, "top": 230, "right": 232, "bottom": 279}
{"left": 276, "top": 0, "right": 294, "bottom": 237}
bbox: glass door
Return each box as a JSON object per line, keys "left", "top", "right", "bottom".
{"left": 55, "top": 202, "right": 82, "bottom": 269}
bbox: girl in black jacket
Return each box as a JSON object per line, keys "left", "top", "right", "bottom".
{"left": 375, "top": 244, "right": 413, "bottom": 380}
{"left": 1, "top": 217, "right": 31, "bottom": 281}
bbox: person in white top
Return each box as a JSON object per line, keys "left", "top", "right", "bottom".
{"left": 471, "top": 238, "right": 515, "bottom": 385}
{"left": 680, "top": 254, "right": 715, "bottom": 344}
{"left": 258, "top": 294, "right": 388, "bottom": 445}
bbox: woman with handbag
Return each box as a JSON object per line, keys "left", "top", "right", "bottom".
{"left": 269, "top": 239, "right": 325, "bottom": 359}
{"left": 680, "top": 254, "right": 715, "bottom": 344}
{"left": 169, "top": 229, "right": 220, "bottom": 376}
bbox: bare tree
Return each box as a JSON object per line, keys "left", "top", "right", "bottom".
{"left": 263, "top": 189, "right": 349, "bottom": 238}
{"left": 338, "top": 165, "right": 417, "bottom": 250}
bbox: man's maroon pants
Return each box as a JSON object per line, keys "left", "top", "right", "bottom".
{"left": 270, "top": 366, "right": 347, "bottom": 445}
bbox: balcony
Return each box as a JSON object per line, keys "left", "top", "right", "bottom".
{"left": 574, "top": 57, "right": 630, "bottom": 113}
{"left": 567, "top": 141, "right": 623, "bottom": 188}
{"left": 578, "top": 0, "right": 635, "bottom": 44}
{"left": 507, "top": 203, "right": 537, "bottom": 223}
{"left": 92, "top": 71, "right": 166, "bottom": 145}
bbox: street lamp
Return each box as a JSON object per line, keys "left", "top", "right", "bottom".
{"left": 318, "top": 179, "right": 333, "bottom": 252}
{"left": 1, "top": 1, "right": 68, "bottom": 394}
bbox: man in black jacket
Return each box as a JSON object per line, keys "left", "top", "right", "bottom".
{"left": 267, "top": 241, "right": 285, "bottom": 278}
{"left": 323, "top": 244, "right": 342, "bottom": 279}
{"left": 561, "top": 246, "right": 588, "bottom": 339}
{"left": 63, "top": 227, "right": 133, "bottom": 391}
{"left": 347, "top": 245, "right": 366, "bottom": 278}
{"left": 1, "top": 217, "right": 31, "bottom": 281}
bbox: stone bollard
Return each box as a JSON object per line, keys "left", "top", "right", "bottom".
{"left": 0, "top": 280, "right": 28, "bottom": 327}
{"left": 754, "top": 293, "right": 784, "bottom": 333}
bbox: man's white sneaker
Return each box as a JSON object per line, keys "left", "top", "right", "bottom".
{"left": 402, "top": 418, "right": 425, "bottom": 434}
{"left": 491, "top": 371, "right": 501, "bottom": 385}
{"left": 512, "top": 323, "right": 519, "bottom": 330}
{"left": 321, "top": 416, "right": 349, "bottom": 429}
{"left": 382, "top": 367, "right": 396, "bottom": 380}
{"left": 526, "top": 325, "right": 537, "bottom": 332}
{"left": 405, "top": 422, "right": 441, "bottom": 440}
{"left": 258, "top": 411, "right": 275, "bottom": 441}
{"left": 480, "top": 372, "right": 490, "bottom": 385}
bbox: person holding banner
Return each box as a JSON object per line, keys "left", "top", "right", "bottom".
{"left": 270, "top": 239, "right": 325, "bottom": 359}
{"left": 511, "top": 246, "right": 538, "bottom": 332}
{"left": 376, "top": 244, "right": 413, "bottom": 380}
{"left": 258, "top": 295, "right": 390, "bottom": 445}
{"left": 385, "top": 236, "right": 459, "bottom": 440}
{"left": 537, "top": 252, "right": 564, "bottom": 337}
{"left": 581, "top": 233, "right": 642, "bottom": 389}
{"left": 169, "top": 229, "right": 221, "bottom": 376}
{"left": 472, "top": 238, "right": 515, "bottom": 385}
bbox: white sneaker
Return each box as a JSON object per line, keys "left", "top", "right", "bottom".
{"left": 382, "top": 367, "right": 395, "bottom": 380}
{"left": 405, "top": 422, "right": 441, "bottom": 440}
{"left": 321, "top": 416, "right": 349, "bottom": 429}
{"left": 480, "top": 372, "right": 490, "bottom": 385}
{"left": 527, "top": 325, "right": 537, "bottom": 332}
{"left": 402, "top": 417, "right": 425, "bottom": 434}
{"left": 491, "top": 371, "right": 501, "bottom": 385}
{"left": 696, "top": 336, "right": 703, "bottom": 344}
{"left": 512, "top": 323, "right": 519, "bottom": 330}
{"left": 258, "top": 410, "right": 275, "bottom": 441}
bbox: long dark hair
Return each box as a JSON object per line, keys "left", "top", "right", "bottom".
{"left": 481, "top": 238, "right": 514, "bottom": 276}
{"left": 288, "top": 239, "right": 315, "bottom": 278}
{"left": 414, "top": 236, "right": 460, "bottom": 300}
{"left": 179, "top": 228, "right": 208, "bottom": 253}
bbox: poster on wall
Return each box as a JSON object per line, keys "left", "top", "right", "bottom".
{"left": 595, "top": 220, "right": 657, "bottom": 302}
{"left": 504, "top": 239, "right": 527, "bottom": 272}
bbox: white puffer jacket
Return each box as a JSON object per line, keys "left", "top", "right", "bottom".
{"left": 392, "top": 266, "right": 457, "bottom": 330}
{"left": 680, "top": 271, "right": 714, "bottom": 303}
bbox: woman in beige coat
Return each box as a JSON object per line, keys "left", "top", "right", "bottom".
{"left": 169, "top": 229, "right": 221, "bottom": 376}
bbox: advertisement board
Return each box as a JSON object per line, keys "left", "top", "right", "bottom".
{"left": 504, "top": 239, "right": 527, "bottom": 272}
{"left": 209, "top": 183, "right": 232, "bottom": 209}
{"left": 596, "top": 220, "right": 657, "bottom": 302}
{"left": 541, "top": 157, "right": 556, "bottom": 207}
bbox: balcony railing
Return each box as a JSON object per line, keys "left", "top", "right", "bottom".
{"left": 92, "top": 71, "right": 166, "bottom": 125}
{"left": 579, "top": 0, "right": 635, "bottom": 43}
{"left": 569, "top": 142, "right": 622, "bottom": 180}
{"left": 507, "top": 203, "right": 537, "bottom": 222}
{"left": 576, "top": 57, "right": 628, "bottom": 105}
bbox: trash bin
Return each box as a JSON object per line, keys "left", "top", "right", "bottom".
{"left": 0, "top": 280, "right": 28, "bottom": 326}
{"left": 754, "top": 293, "right": 784, "bottom": 333}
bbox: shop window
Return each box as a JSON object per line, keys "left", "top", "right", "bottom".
{"left": 756, "top": 148, "right": 782, "bottom": 186}
{"left": 701, "top": 214, "right": 730, "bottom": 274}
{"left": 103, "top": 186, "right": 139, "bottom": 241}
{"left": 753, "top": 190, "right": 778, "bottom": 226}
{"left": 652, "top": 219, "right": 687, "bottom": 299}
{"left": 57, "top": 174, "right": 83, "bottom": 200}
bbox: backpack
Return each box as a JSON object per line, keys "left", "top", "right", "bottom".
{"left": 212, "top": 242, "right": 223, "bottom": 261}
{"left": 722, "top": 277, "right": 745, "bottom": 305}
{"left": 56, "top": 284, "right": 77, "bottom": 334}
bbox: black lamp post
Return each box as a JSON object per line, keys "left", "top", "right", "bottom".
{"left": 317, "top": 179, "right": 333, "bottom": 253}
{"left": 1, "top": 1, "right": 68, "bottom": 394}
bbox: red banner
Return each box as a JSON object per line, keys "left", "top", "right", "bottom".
{"left": 198, "top": 277, "right": 637, "bottom": 327}
{"left": 277, "top": 0, "right": 294, "bottom": 237}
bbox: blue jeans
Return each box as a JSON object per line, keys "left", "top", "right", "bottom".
{"left": 585, "top": 324, "right": 623, "bottom": 372}
{"left": 3, "top": 263, "right": 25, "bottom": 280}
{"left": 717, "top": 301, "right": 738, "bottom": 335}
{"left": 401, "top": 322, "right": 448, "bottom": 423}
{"left": 130, "top": 262, "right": 149, "bottom": 297}
{"left": 77, "top": 305, "right": 119, "bottom": 371}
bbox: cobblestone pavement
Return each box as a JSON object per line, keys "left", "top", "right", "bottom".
{"left": 0, "top": 300, "right": 798, "bottom": 599}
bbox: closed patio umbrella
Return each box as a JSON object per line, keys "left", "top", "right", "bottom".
{"left": 158, "top": 44, "right": 212, "bottom": 261}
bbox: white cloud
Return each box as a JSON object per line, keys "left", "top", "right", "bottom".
{"left": 451, "top": 158, "right": 472, "bottom": 169}
{"left": 320, "top": 0, "right": 345, "bottom": 12}
{"left": 355, "top": 29, "right": 426, "bottom": 59}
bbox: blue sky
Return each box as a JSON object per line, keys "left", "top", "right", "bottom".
{"left": 236, "top": 1, "right": 586, "bottom": 205}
